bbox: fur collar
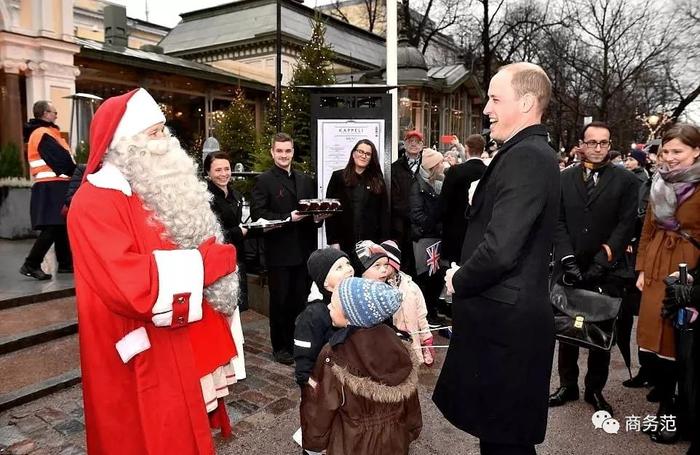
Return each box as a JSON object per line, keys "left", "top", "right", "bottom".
{"left": 329, "top": 340, "right": 420, "bottom": 403}
{"left": 86, "top": 162, "right": 132, "bottom": 196}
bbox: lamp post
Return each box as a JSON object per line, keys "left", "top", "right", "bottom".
{"left": 637, "top": 112, "right": 670, "bottom": 142}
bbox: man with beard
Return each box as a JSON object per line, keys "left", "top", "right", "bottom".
{"left": 68, "top": 88, "right": 241, "bottom": 454}
{"left": 435, "top": 63, "right": 559, "bottom": 455}
{"left": 548, "top": 121, "right": 639, "bottom": 416}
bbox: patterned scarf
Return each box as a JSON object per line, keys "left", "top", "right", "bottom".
{"left": 649, "top": 160, "right": 700, "bottom": 231}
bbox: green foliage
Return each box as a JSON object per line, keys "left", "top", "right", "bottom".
{"left": 215, "top": 88, "right": 259, "bottom": 166}
{"left": 74, "top": 141, "right": 89, "bottom": 164}
{"left": 0, "top": 143, "right": 24, "bottom": 178}
{"left": 249, "top": 14, "right": 336, "bottom": 176}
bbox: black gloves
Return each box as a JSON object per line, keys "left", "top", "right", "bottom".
{"left": 583, "top": 251, "right": 610, "bottom": 284}
{"left": 561, "top": 256, "right": 583, "bottom": 286}
{"left": 662, "top": 278, "right": 696, "bottom": 320}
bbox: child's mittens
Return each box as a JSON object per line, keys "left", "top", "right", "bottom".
{"left": 421, "top": 337, "right": 435, "bottom": 366}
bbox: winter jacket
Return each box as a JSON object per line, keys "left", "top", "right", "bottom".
{"left": 207, "top": 180, "right": 245, "bottom": 248}
{"left": 391, "top": 272, "right": 432, "bottom": 364}
{"left": 390, "top": 155, "right": 419, "bottom": 242}
{"left": 300, "top": 324, "right": 422, "bottom": 454}
{"left": 409, "top": 176, "right": 442, "bottom": 240}
{"left": 293, "top": 285, "right": 336, "bottom": 385}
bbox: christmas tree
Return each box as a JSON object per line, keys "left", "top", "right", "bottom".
{"left": 214, "top": 87, "right": 259, "bottom": 167}
{"left": 250, "top": 13, "right": 336, "bottom": 174}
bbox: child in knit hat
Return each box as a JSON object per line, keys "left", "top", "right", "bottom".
{"left": 300, "top": 277, "right": 422, "bottom": 454}
{"left": 355, "top": 240, "right": 390, "bottom": 281}
{"left": 293, "top": 248, "right": 354, "bottom": 386}
{"left": 381, "top": 240, "right": 435, "bottom": 366}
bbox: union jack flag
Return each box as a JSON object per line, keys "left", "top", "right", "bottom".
{"left": 426, "top": 240, "right": 441, "bottom": 276}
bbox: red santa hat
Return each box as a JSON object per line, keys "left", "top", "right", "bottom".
{"left": 83, "top": 88, "right": 166, "bottom": 180}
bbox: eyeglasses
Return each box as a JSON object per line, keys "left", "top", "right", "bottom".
{"left": 582, "top": 140, "right": 611, "bottom": 149}
{"left": 354, "top": 149, "right": 372, "bottom": 158}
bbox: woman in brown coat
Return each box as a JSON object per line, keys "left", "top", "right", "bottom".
{"left": 635, "top": 123, "right": 700, "bottom": 443}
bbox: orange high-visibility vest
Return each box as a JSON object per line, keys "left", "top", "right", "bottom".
{"left": 26, "top": 126, "right": 73, "bottom": 183}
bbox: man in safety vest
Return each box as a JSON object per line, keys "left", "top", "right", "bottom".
{"left": 21, "top": 100, "right": 76, "bottom": 280}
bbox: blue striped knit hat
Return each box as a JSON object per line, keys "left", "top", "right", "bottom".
{"left": 337, "top": 277, "right": 402, "bottom": 328}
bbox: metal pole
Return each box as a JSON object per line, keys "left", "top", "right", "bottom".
{"left": 275, "top": 0, "right": 282, "bottom": 132}
{"left": 386, "top": 0, "right": 398, "bottom": 162}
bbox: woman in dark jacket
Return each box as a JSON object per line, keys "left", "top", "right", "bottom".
{"left": 204, "top": 151, "right": 249, "bottom": 310}
{"left": 325, "top": 139, "right": 389, "bottom": 260}
{"left": 409, "top": 148, "right": 446, "bottom": 325}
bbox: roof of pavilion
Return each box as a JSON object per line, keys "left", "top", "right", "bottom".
{"left": 158, "top": 0, "right": 386, "bottom": 71}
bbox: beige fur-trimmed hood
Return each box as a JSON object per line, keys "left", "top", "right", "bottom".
{"left": 328, "top": 332, "right": 420, "bottom": 403}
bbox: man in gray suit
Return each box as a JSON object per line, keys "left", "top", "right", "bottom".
{"left": 434, "top": 63, "right": 560, "bottom": 455}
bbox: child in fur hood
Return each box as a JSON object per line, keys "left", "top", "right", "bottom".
{"left": 293, "top": 248, "right": 355, "bottom": 385}
{"left": 381, "top": 240, "right": 435, "bottom": 366}
{"left": 300, "top": 277, "right": 422, "bottom": 455}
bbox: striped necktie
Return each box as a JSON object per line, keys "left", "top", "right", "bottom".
{"left": 584, "top": 169, "right": 597, "bottom": 199}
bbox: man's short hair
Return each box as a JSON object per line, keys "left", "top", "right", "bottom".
{"left": 499, "top": 63, "right": 552, "bottom": 111}
{"left": 33, "top": 101, "right": 52, "bottom": 119}
{"left": 465, "top": 134, "right": 486, "bottom": 156}
{"left": 580, "top": 121, "right": 611, "bottom": 140}
{"left": 271, "top": 132, "right": 293, "bottom": 148}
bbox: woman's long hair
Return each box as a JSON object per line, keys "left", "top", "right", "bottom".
{"left": 342, "top": 139, "right": 385, "bottom": 194}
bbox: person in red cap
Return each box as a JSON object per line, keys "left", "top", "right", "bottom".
{"left": 390, "top": 129, "right": 425, "bottom": 277}
{"left": 68, "top": 88, "right": 240, "bottom": 454}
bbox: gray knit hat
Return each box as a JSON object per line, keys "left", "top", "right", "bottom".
{"left": 337, "top": 277, "right": 402, "bottom": 328}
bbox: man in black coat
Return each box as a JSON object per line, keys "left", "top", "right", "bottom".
{"left": 549, "top": 121, "right": 640, "bottom": 415}
{"left": 251, "top": 132, "right": 320, "bottom": 365}
{"left": 440, "top": 134, "right": 488, "bottom": 264}
{"left": 434, "top": 63, "right": 559, "bottom": 455}
{"left": 391, "top": 130, "right": 423, "bottom": 276}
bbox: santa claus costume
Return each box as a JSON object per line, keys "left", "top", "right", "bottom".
{"left": 68, "top": 88, "right": 242, "bottom": 454}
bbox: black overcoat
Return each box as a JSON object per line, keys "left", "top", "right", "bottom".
{"left": 324, "top": 169, "right": 389, "bottom": 253}
{"left": 440, "top": 158, "right": 487, "bottom": 263}
{"left": 251, "top": 166, "right": 318, "bottom": 268}
{"left": 432, "top": 125, "right": 560, "bottom": 445}
{"left": 553, "top": 163, "right": 639, "bottom": 277}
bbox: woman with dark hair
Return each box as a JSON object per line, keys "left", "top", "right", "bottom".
{"left": 325, "top": 139, "right": 389, "bottom": 259}
{"left": 635, "top": 123, "right": 700, "bottom": 444}
{"left": 204, "top": 151, "right": 249, "bottom": 311}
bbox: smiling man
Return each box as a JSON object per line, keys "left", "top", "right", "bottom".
{"left": 434, "top": 63, "right": 560, "bottom": 455}
{"left": 251, "top": 132, "right": 321, "bottom": 364}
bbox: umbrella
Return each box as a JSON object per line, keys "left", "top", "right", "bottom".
{"left": 616, "top": 290, "right": 637, "bottom": 379}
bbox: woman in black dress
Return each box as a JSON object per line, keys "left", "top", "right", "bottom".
{"left": 325, "top": 139, "right": 389, "bottom": 264}
{"left": 204, "top": 151, "right": 249, "bottom": 310}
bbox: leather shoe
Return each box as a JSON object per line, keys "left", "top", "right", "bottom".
{"left": 19, "top": 263, "right": 52, "bottom": 281}
{"left": 548, "top": 386, "right": 579, "bottom": 407}
{"left": 584, "top": 390, "right": 613, "bottom": 416}
{"left": 273, "top": 350, "right": 294, "bottom": 365}
{"left": 623, "top": 372, "right": 652, "bottom": 388}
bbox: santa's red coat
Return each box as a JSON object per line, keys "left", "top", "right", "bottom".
{"left": 67, "top": 167, "right": 236, "bottom": 455}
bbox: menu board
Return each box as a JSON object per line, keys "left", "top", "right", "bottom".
{"left": 316, "top": 119, "right": 385, "bottom": 247}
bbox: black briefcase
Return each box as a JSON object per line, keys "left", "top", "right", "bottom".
{"left": 550, "top": 283, "right": 622, "bottom": 351}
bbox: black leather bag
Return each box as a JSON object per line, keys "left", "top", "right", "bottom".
{"left": 550, "top": 283, "right": 623, "bottom": 351}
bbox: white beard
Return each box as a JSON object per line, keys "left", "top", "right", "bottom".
{"left": 104, "top": 132, "right": 239, "bottom": 315}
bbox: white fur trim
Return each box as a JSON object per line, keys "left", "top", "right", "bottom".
{"left": 86, "top": 162, "right": 132, "bottom": 196}
{"left": 151, "top": 249, "right": 204, "bottom": 327}
{"left": 110, "top": 88, "right": 166, "bottom": 149}
{"left": 230, "top": 307, "right": 246, "bottom": 380}
{"left": 115, "top": 327, "right": 151, "bottom": 363}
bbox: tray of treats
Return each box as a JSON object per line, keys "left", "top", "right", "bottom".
{"left": 297, "top": 198, "right": 342, "bottom": 214}
{"left": 241, "top": 218, "right": 289, "bottom": 230}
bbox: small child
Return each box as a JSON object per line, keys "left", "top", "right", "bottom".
{"left": 381, "top": 240, "right": 435, "bottom": 366}
{"left": 300, "top": 277, "right": 422, "bottom": 454}
{"left": 293, "top": 248, "right": 354, "bottom": 386}
{"left": 355, "top": 240, "right": 390, "bottom": 281}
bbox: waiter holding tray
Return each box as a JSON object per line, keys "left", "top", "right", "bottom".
{"left": 251, "top": 132, "right": 324, "bottom": 365}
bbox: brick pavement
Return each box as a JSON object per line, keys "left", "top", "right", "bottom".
{"left": 0, "top": 309, "right": 691, "bottom": 455}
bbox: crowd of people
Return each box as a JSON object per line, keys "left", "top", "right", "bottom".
{"left": 18, "top": 59, "right": 700, "bottom": 455}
